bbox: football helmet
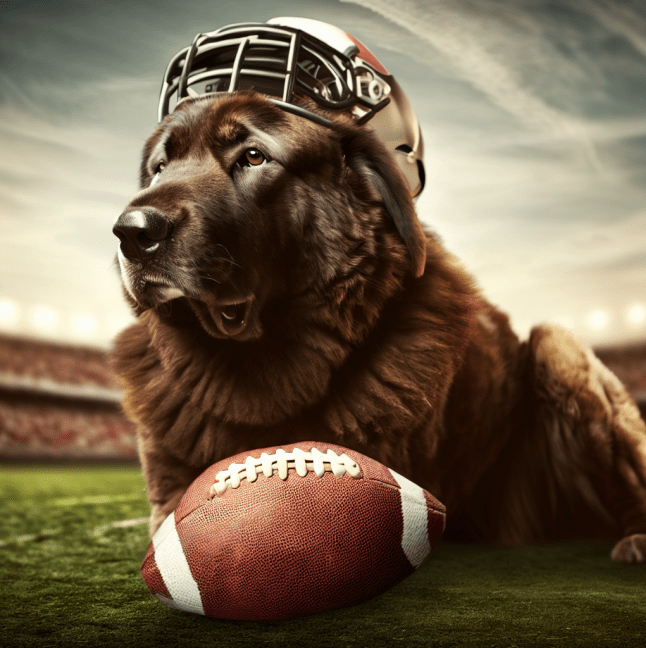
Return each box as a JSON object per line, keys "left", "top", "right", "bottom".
{"left": 158, "top": 17, "right": 425, "bottom": 197}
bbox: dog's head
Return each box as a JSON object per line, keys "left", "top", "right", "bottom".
{"left": 113, "top": 92, "right": 426, "bottom": 342}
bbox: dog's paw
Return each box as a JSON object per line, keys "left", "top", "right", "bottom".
{"left": 610, "top": 534, "right": 646, "bottom": 563}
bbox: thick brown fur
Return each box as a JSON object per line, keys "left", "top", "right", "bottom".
{"left": 111, "top": 92, "right": 646, "bottom": 562}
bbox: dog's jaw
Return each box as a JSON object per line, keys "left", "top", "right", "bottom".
{"left": 117, "top": 245, "right": 264, "bottom": 341}
{"left": 188, "top": 296, "right": 260, "bottom": 341}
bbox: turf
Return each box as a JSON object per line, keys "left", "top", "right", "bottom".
{"left": 1, "top": 466, "right": 645, "bottom": 648}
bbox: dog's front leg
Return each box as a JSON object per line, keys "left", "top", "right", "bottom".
{"left": 137, "top": 430, "right": 202, "bottom": 537}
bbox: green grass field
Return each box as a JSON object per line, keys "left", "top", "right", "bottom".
{"left": 1, "top": 465, "right": 645, "bottom": 648}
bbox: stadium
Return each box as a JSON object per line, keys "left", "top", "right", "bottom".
{"left": 3, "top": 0, "right": 646, "bottom": 646}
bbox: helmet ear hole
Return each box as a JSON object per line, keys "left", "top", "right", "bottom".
{"left": 394, "top": 146, "right": 425, "bottom": 199}
{"left": 416, "top": 160, "right": 426, "bottom": 197}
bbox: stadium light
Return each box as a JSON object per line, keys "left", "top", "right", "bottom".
{"left": 587, "top": 310, "right": 609, "bottom": 331}
{"left": 627, "top": 304, "right": 646, "bottom": 326}
{"left": 0, "top": 299, "right": 20, "bottom": 327}
{"left": 32, "top": 306, "right": 60, "bottom": 331}
{"left": 71, "top": 313, "right": 97, "bottom": 337}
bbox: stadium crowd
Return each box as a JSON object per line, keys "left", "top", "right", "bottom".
{"left": 0, "top": 400, "right": 136, "bottom": 459}
{"left": 0, "top": 335, "right": 114, "bottom": 388}
{"left": 596, "top": 343, "right": 646, "bottom": 400}
{"left": 0, "top": 334, "right": 135, "bottom": 460}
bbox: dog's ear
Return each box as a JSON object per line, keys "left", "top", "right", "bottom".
{"left": 341, "top": 128, "right": 427, "bottom": 278}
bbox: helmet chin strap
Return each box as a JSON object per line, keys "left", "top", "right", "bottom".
{"left": 267, "top": 98, "right": 336, "bottom": 129}
{"left": 173, "top": 89, "right": 422, "bottom": 199}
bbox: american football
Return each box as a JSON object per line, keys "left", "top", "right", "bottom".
{"left": 140, "top": 441, "right": 446, "bottom": 621}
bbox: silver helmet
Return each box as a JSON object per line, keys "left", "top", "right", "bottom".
{"left": 158, "top": 17, "right": 425, "bottom": 197}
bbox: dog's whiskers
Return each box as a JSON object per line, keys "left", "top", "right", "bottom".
{"left": 214, "top": 244, "right": 244, "bottom": 270}
{"left": 220, "top": 258, "right": 244, "bottom": 270}
{"left": 198, "top": 274, "right": 222, "bottom": 285}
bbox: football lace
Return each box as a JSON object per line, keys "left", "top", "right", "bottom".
{"left": 209, "top": 447, "right": 362, "bottom": 496}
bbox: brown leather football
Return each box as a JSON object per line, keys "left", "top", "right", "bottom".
{"left": 141, "top": 441, "right": 446, "bottom": 620}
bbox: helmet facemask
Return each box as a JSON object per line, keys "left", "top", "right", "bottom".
{"left": 157, "top": 18, "right": 424, "bottom": 198}
{"left": 158, "top": 23, "right": 391, "bottom": 125}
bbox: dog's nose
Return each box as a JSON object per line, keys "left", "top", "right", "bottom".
{"left": 113, "top": 209, "right": 172, "bottom": 261}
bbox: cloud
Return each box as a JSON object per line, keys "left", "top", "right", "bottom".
{"left": 0, "top": 98, "right": 141, "bottom": 346}
{"left": 584, "top": 1, "right": 646, "bottom": 59}
{"left": 342, "top": 0, "right": 590, "bottom": 131}
{"left": 0, "top": 103, "right": 142, "bottom": 222}
{"left": 2, "top": 0, "right": 646, "bottom": 347}
{"left": 342, "top": 0, "right": 646, "bottom": 170}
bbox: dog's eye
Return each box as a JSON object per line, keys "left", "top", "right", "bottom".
{"left": 150, "top": 162, "right": 166, "bottom": 186}
{"left": 239, "top": 149, "right": 266, "bottom": 168}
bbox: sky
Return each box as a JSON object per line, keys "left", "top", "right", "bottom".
{"left": 1, "top": 0, "right": 646, "bottom": 348}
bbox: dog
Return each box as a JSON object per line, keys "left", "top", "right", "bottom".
{"left": 111, "top": 91, "right": 646, "bottom": 563}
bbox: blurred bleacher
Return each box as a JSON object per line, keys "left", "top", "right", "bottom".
{"left": 0, "top": 334, "right": 136, "bottom": 462}
{"left": 595, "top": 342, "right": 646, "bottom": 411}
{"left": 0, "top": 333, "right": 645, "bottom": 462}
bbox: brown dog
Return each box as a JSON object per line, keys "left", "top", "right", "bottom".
{"left": 111, "top": 92, "right": 646, "bottom": 562}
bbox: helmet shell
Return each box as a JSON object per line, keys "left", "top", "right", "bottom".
{"left": 268, "top": 17, "right": 425, "bottom": 197}
{"left": 158, "top": 17, "right": 425, "bottom": 197}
